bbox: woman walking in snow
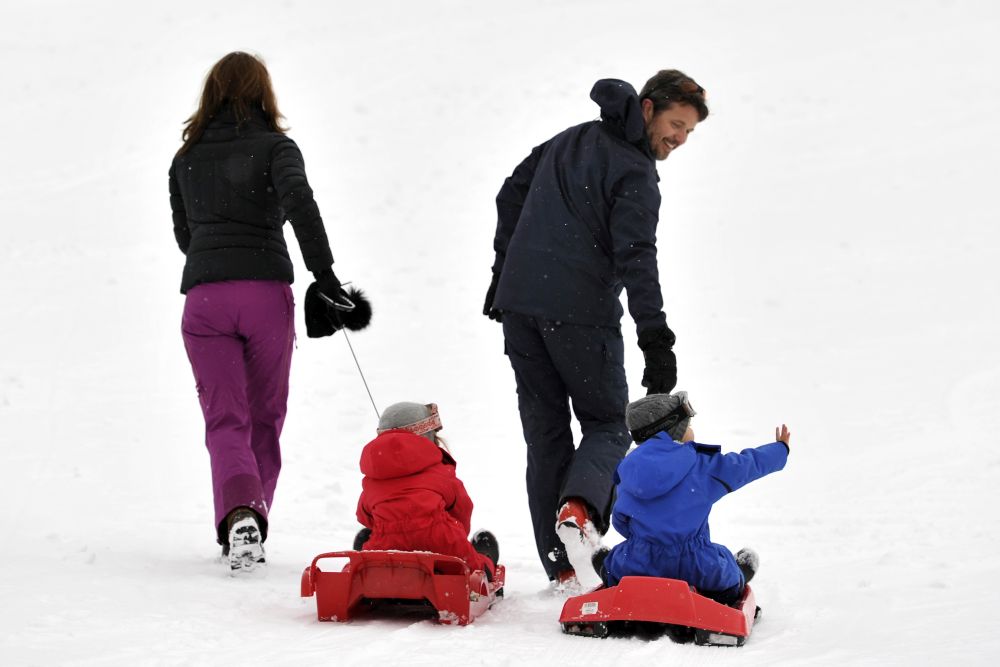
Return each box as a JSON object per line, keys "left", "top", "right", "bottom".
{"left": 168, "top": 51, "right": 368, "bottom": 572}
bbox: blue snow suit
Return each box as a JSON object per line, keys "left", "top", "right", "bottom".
{"left": 604, "top": 434, "right": 789, "bottom": 594}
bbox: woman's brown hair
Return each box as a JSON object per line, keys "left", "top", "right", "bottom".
{"left": 177, "top": 51, "right": 287, "bottom": 155}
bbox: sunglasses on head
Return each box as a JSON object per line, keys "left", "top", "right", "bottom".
{"left": 678, "top": 79, "right": 705, "bottom": 97}
{"left": 653, "top": 79, "right": 706, "bottom": 103}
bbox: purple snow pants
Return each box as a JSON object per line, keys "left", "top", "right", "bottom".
{"left": 181, "top": 280, "right": 295, "bottom": 544}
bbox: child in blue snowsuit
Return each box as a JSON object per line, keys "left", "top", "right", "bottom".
{"left": 603, "top": 392, "right": 790, "bottom": 605}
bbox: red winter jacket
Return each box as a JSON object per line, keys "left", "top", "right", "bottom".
{"left": 356, "top": 430, "right": 493, "bottom": 575}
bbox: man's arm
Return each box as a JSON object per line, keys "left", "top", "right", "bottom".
{"left": 609, "top": 166, "right": 679, "bottom": 393}
{"left": 491, "top": 142, "right": 546, "bottom": 274}
{"left": 608, "top": 167, "right": 667, "bottom": 335}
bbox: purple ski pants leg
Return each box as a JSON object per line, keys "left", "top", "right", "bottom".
{"left": 181, "top": 280, "right": 295, "bottom": 544}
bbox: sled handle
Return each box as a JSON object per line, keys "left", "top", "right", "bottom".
{"left": 309, "top": 551, "right": 355, "bottom": 570}
{"left": 300, "top": 566, "right": 315, "bottom": 597}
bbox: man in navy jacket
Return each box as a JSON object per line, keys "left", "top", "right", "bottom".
{"left": 605, "top": 392, "right": 790, "bottom": 604}
{"left": 484, "top": 71, "right": 709, "bottom": 583}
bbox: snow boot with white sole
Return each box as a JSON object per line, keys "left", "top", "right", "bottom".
{"left": 226, "top": 508, "right": 265, "bottom": 574}
{"left": 555, "top": 499, "right": 603, "bottom": 581}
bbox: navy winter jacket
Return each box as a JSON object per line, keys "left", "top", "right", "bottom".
{"left": 490, "top": 79, "right": 667, "bottom": 334}
{"left": 169, "top": 107, "right": 333, "bottom": 294}
{"left": 604, "top": 434, "right": 788, "bottom": 593}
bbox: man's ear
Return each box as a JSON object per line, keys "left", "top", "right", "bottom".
{"left": 641, "top": 97, "right": 654, "bottom": 124}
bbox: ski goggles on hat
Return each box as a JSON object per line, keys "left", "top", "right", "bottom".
{"left": 629, "top": 393, "right": 696, "bottom": 443}
{"left": 376, "top": 403, "right": 443, "bottom": 435}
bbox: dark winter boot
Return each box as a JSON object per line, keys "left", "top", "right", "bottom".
{"left": 735, "top": 547, "right": 759, "bottom": 584}
{"left": 471, "top": 530, "right": 500, "bottom": 567}
{"left": 226, "top": 507, "right": 265, "bottom": 574}
{"left": 591, "top": 546, "right": 610, "bottom": 584}
{"left": 353, "top": 527, "right": 372, "bottom": 551}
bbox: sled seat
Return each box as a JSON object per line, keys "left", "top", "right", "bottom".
{"left": 301, "top": 550, "right": 504, "bottom": 625}
{"left": 559, "top": 576, "right": 759, "bottom": 646}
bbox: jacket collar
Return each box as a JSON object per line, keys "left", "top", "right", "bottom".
{"left": 201, "top": 105, "right": 269, "bottom": 141}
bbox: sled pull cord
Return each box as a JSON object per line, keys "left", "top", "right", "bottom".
{"left": 342, "top": 329, "right": 380, "bottom": 419}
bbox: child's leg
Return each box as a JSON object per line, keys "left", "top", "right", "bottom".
{"left": 428, "top": 521, "right": 497, "bottom": 578}
{"left": 471, "top": 530, "right": 500, "bottom": 569}
{"left": 699, "top": 579, "right": 745, "bottom": 606}
{"left": 353, "top": 527, "right": 372, "bottom": 551}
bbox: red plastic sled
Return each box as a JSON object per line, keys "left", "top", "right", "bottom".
{"left": 301, "top": 550, "right": 505, "bottom": 625}
{"left": 559, "top": 576, "right": 760, "bottom": 646}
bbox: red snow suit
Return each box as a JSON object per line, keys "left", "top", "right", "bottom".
{"left": 356, "top": 429, "right": 494, "bottom": 576}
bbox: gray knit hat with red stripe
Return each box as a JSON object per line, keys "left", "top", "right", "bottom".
{"left": 625, "top": 391, "right": 695, "bottom": 443}
{"left": 377, "top": 402, "right": 442, "bottom": 440}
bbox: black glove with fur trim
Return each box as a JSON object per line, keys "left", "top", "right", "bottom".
{"left": 638, "top": 325, "right": 677, "bottom": 395}
{"left": 304, "top": 269, "right": 372, "bottom": 338}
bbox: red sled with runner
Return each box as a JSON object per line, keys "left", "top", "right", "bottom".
{"left": 559, "top": 576, "right": 761, "bottom": 646}
{"left": 301, "top": 550, "right": 505, "bottom": 625}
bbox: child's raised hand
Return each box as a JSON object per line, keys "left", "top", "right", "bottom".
{"left": 775, "top": 424, "right": 791, "bottom": 447}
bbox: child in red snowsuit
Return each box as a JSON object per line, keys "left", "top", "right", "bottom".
{"left": 355, "top": 402, "right": 498, "bottom": 577}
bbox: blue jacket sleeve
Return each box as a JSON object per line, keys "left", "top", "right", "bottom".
{"left": 609, "top": 165, "right": 666, "bottom": 334}
{"left": 491, "top": 142, "right": 546, "bottom": 274}
{"left": 703, "top": 442, "right": 789, "bottom": 502}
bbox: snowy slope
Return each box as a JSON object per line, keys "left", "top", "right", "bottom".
{"left": 2, "top": 1, "right": 1000, "bottom": 664}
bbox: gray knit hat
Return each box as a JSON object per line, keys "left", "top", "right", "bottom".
{"left": 377, "top": 401, "right": 442, "bottom": 439}
{"left": 625, "top": 391, "right": 696, "bottom": 443}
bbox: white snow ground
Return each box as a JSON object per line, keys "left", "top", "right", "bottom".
{"left": 2, "top": 1, "right": 999, "bottom": 664}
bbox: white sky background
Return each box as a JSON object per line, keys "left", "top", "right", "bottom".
{"left": 2, "top": 1, "right": 999, "bottom": 664}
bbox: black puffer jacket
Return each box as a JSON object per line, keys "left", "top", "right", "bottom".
{"left": 169, "top": 107, "right": 333, "bottom": 294}
{"left": 490, "top": 79, "right": 666, "bottom": 334}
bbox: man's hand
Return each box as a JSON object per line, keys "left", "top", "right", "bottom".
{"left": 483, "top": 273, "right": 502, "bottom": 322}
{"left": 775, "top": 424, "right": 791, "bottom": 447}
{"left": 638, "top": 325, "right": 677, "bottom": 395}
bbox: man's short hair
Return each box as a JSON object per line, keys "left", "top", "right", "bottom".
{"left": 640, "top": 69, "right": 709, "bottom": 121}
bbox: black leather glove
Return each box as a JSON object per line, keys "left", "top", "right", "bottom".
{"left": 483, "top": 273, "right": 502, "bottom": 322}
{"left": 304, "top": 269, "right": 345, "bottom": 338}
{"left": 638, "top": 325, "right": 677, "bottom": 395}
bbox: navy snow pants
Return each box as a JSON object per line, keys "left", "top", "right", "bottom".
{"left": 502, "top": 312, "right": 630, "bottom": 579}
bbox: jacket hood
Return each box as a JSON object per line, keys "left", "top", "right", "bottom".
{"left": 359, "top": 430, "right": 446, "bottom": 480}
{"left": 590, "top": 79, "right": 647, "bottom": 145}
{"left": 617, "top": 432, "right": 695, "bottom": 499}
